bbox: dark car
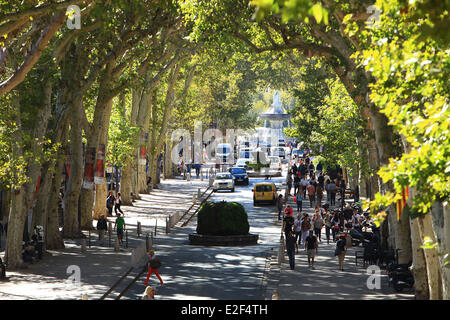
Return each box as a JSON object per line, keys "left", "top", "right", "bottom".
{"left": 229, "top": 167, "right": 249, "bottom": 185}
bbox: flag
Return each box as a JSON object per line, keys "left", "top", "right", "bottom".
{"left": 396, "top": 186, "right": 409, "bottom": 220}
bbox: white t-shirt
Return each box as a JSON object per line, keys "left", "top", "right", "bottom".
{"left": 301, "top": 179, "right": 309, "bottom": 187}
{"left": 352, "top": 214, "right": 361, "bottom": 227}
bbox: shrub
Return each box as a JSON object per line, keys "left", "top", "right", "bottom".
{"left": 196, "top": 201, "right": 250, "bottom": 236}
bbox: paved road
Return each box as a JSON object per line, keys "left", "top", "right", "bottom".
{"left": 122, "top": 176, "right": 285, "bottom": 300}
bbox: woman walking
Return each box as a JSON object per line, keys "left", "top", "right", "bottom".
{"left": 335, "top": 235, "right": 347, "bottom": 271}
{"left": 307, "top": 183, "right": 316, "bottom": 208}
{"left": 312, "top": 208, "right": 323, "bottom": 242}
{"left": 323, "top": 210, "right": 332, "bottom": 244}
{"left": 315, "top": 183, "right": 323, "bottom": 208}
{"left": 114, "top": 192, "right": 124, "bottom": 215}
{"left": 144, "top": 250, "right": 164, "bottom": 287}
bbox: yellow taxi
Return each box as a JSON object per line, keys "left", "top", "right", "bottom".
{"left": 252, "top": 182, "right": 278, "bottom": 205}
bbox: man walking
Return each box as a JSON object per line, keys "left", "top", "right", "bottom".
{"left": 277, "top": 194, "right": 284, "bottom": 221}
{"left": 286, "top": 231, "right": 296, "bottom": 270}
{"left": 97, "top": 215, "right": 108, "bottom": 245}
{"left": 114, "top": 213, "right": 126, "bottom": 244}
{"left": 305, "top": 231, "right": 318, "bottom": 269}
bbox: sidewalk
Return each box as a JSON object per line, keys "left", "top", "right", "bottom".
{"left": 272, "top": 191, "right": 414, "bottom": 300}
{"left": 0, "top": 178, "right": 209, "bottom": 300}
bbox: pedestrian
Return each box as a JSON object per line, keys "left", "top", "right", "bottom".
{"left": 307, "top": 183, "right": 316, "bottom": 208}
{"left": 317, "top": 172, "right": 325, "bottom": 188}
{"left": 142, "top": 286, "right": 156, "bottom": 300}
{"left": 312, "top": 209, "right": 323, "bottom": 242}
{"left": 301, "top": 213, "right": 311, "bottom": 245}
{"left": 300, "top": 176, "right": 308, "bottom": 199}
{"left": 114, "top": 213, "right": 126, "bottom": 244}
{"left": 316, "top": 161, "right": 323, "bottom": 176}
{"left": 114, "top": 192, "right": 124, "bottom": 215}
{"left": 277, "top": 194, "right": 284, "bottom": 221}
{"left": 335, "top": 235, "right": 347, "bottom": 271}
{"left": 308, "top": 162, "right": 315, "bottom": 178}
{"left": 283, "top": 207, "right": 294, "bottom": 239}
{"left": 331, "top": 212, "right": 340, "bottom": 242}
{"left": 283, "top": 204, "right": 293, "bottom": 218}
{"left": 315, "top": 183, "right": 323, "bottom": 207}
{"left": 286, "top": 231, "right": 296, "bottom": 270}
{"left": 323, "top": 210, "right": 332, "bottom": 244}
{"left": 144, "top": 250, "right": 164, "bottom": 287}
{"left": 293, "top": 174, "right": 300, "bottom": 195}
{"left": 287, "top": 172, "right": 293, "bottom": 196}
{"left": 32, "top": 225, "right": 44, "bottom": 260}
{"left": 325, "top": 179, "right": 331, "bottom": 204}
{"left": 295, "top": 190, "right": 302, "bottom": 212}
{"left": 106, "top": 191, "right": 115, "bottom": 216}
{"left": 294, "top": 214, "right": 302, "bottom": 249}
{"left": 305, "top": 230, "right": 318, "bottom": 269}
{"left": 352, "top": 208, "right": 362, "bottom": 231}
{"left": 97, "top": 215, "right": 108, "bottom": 244}
{"left": 328, "top": 180, "right": 337, "bottom": 206}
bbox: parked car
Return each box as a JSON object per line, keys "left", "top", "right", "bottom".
{"left": 212, "top": 173, "right": 235, "bottom": 192}
{"left": 252, "top": 182, "right": 278, "bottom": 205}
{"left": 229, "top": 167, "right": 249, "bottom": 185}
{"left": 268, "top": 156, "right": 282, "bottom": 171}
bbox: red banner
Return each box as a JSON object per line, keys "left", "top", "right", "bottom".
{"left": 95, "top": 144, "right": 105, "bottom": 184}
{"left": 83, "top": 147, "right": 96, "bottom": 190}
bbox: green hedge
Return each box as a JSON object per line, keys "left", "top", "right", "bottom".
{"left": 196, "top": 201, "right": 250, "bottom": 236}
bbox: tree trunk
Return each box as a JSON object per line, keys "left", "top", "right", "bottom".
{"left": 5, "top": 187, "right": 26, "bottom": 269}
{"left": 63, "top": 98, "right": 83, "bottom": 238}
{"left": 418, "top": 213, "right": 443, "bottom": 299}
{"left": 430, "top": 201, "right": 450, "bottom": 300}
{"left": 46, "top": 155, "right": 65, "bottom": 249}
{"left": 119, "top": 159, "right": 133, "bottom": 205}
{"left": 410, "top": 215, "right": 430, "bottom": 299}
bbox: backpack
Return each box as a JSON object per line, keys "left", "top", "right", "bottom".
{"left": 150, "top": 257, "right": 162, "bottom": 269}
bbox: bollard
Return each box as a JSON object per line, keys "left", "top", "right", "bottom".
{"left": 108, "top": 229, "right": 111, "bottom": 247}
{"left": 145, "top": 233, "right": 150, "bottom": 251}
{"left": 114, "top": 238, "right": 120, "bottom": 252}
{"left": 81, "top": 238, "right": 87, "bottom": 253}
{"left": 193, "top": 193, "right": 197, "bottom": 203}
{"left": 137, "top": 221, "right": 141, "bottom": 238}
{"left": 154, "top": 219, "right": 157, "bottom": 236}
{"left": 198, "top": 188, "right": 201, "bottom": 199}
{"left": 126, "top": 230, "right": 128, "bottom": 248}
{"left": 187, "top": 172, "right": 191, "bottom": 181}
{"left": 200, "top": 171, "right": 203, "bottom": 181}
{"left": 88, "top": 230, "right": 91, "bottom": 248}
{"left": 166, "top": 217, "right": 170, "bottom": 234}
